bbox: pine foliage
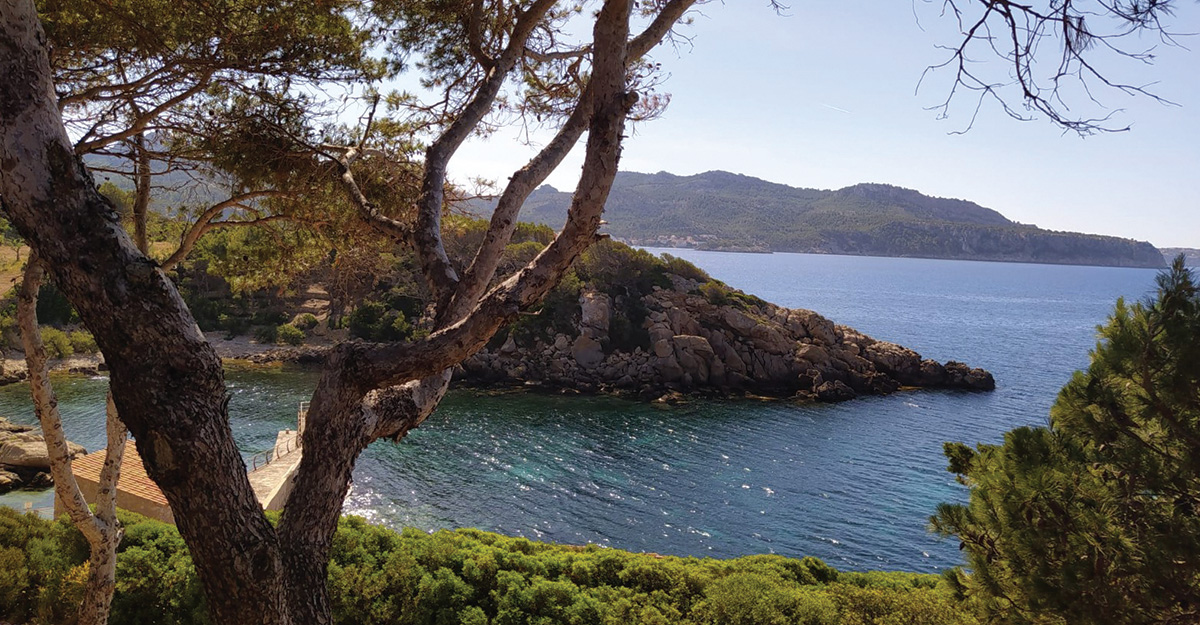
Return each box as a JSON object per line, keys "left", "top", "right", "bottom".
{"left": 933, "top": 256, "right": 1200, "bottom": 625}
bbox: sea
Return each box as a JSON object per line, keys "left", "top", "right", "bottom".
{"left": 0, "top": 250, "right": 1164, "bottom": 573}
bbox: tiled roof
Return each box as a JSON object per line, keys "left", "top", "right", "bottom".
{"left": 71, "top": 445, "right": 169, "bottom": 508}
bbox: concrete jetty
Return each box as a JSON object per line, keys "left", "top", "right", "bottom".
{"left": 62, "top": 403, "right": 308, "bottom": 524}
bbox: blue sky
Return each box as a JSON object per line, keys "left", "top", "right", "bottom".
{"left": 446, "top": 2, "right": 1200, "bottom": 248}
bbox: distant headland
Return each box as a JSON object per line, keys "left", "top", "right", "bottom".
{"left": 481, "top": 171, "right": 1167, "bottom": 269}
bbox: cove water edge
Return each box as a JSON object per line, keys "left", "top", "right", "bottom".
{"left": 0, "top": 251, "right": 1162, "bottom": 573}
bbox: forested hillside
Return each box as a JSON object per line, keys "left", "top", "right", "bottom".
{"left": 502, "top": 171, "right": 1165, "bottom": 268}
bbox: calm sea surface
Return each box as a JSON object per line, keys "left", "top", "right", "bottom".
{"left": 0, "top": 251, "right": 1162, "bottom": 572}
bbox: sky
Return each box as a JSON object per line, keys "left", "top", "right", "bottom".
{"left": 443, "top": 1, "right": 1200, "bottom": 248}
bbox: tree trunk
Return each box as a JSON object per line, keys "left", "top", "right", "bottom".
{"left": 81, "top": 393, "right": 127, "bottom": 625}
{"left": 132, "top": 132, "right": 150, "bottom": 254}
{"left": 0, "top": 4, "right": 289, "bottom": 623}
{"left": 2, "top": 0, "right": 685, "bottom": 622}
{"left": 17, "top": 258, "right": 124, "bottom": 625}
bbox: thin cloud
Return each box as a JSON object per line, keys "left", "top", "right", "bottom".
{"left": 820, "top": 103, "right": 853, "bottom": 114}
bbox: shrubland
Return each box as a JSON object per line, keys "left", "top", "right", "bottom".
{"left": 0, "top": 506, "right": 974, "bottom": 625}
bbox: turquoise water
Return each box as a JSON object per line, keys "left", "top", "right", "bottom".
{"left": 0, "top": 252, "right": 1161, "bottom": 572}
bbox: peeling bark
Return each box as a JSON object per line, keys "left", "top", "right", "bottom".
{"left": 18, "top": 258, "right": 124, "bottom": 625}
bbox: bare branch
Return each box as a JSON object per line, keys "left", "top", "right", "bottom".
{"left": 73, "top": 74, "right": 212, "bottom": 154}
{"left": 926, "top": 0, "right": 1185, "bottom": 134}
{"left": 159, "top": 190, "right": 291, "bottom": 271}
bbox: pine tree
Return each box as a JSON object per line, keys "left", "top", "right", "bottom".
{"left": 933, "top": 256, "right": 1200, "bottom": 625}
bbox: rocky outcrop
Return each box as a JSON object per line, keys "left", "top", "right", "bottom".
{"left": 0, "top": 416, "right": 87, "bottom": 494}
{"left": 458, "top": 278, "right": 994, "bottom": 401}
{"left": 0, "top": 354, "right": 107, "bottom": 387}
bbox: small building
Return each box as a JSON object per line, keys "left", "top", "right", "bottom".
{"left": 64, "top": 446, "right": 174, "bottom": 524}
{"left": 59, "top": 403, "right": 307, "bottom": 525}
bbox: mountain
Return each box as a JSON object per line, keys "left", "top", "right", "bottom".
{"left": 1161, "top": 248, "right": 1200, "bottom": 266}
{"left": 503, "top": 171, "right": 1165, "bottom": 268}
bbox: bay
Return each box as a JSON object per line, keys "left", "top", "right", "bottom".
{"left": 0, "top": 251, "right": 1161, "bottom": 573}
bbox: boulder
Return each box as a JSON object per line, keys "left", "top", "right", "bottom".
{"left": 579, "top": 291, "right": 612, "bottom": 338}
{"left": 722, "top": 309, "right": 758, "bottom": 334}
{"left": 862, "top": 341, "right": 921, "bottom": 381}
{"left": 647, "top": 322, "right": 673, "bottom": 345}
{"left": 0, "top": 469, "right": 20, "bottom": 491}
{"left": 0, "top": 417, "right": 34, "bottom": 434}
{"left": 943, "top": 361, "right": 997, "bottom": 391}
{"left": 749, "top": 324, "right": 790, "bottom": 354}
{"left": 571, "top": 335, "right": 605, "bottom": 369}
{"left": 672, "top": 335, "right": 716, "bottom": 386}
{"left": 0, "top": 431, "right": 87, "bottom": 469}
{"left": 816, "top": 380, "right": 857, "bottom": 402}
{"left": 796, "top": 343, "right": 831, "bottom": 367}
{"left": 799, "top": 311, "right": 838, "bottom": 345}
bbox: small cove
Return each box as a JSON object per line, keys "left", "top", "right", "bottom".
{"left": 0, "top": 251, "right": 1161, "bottom": 572}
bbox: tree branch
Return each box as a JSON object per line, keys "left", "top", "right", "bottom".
{"left": 414, "top": 0, "right": 559, "bottom": 309}
{"left": 159, "top": 190, "right": 292, "bottom": 271}
{"left": 73, "top": 75, "right": 212, "bottom": 155}
{"left": 17, "top": 258, "right": 104, "bottom": 544}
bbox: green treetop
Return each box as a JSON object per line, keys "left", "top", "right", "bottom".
{"left": 933, "top": 256, "right": 1200, "bottom": 625}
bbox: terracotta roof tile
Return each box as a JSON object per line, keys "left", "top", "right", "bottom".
{"left": 71, "top": 446, "right": 169, "bottom": 508}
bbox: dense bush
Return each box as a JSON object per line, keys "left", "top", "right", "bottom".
{"left": 35, "top": 282, "right": 77, "bottom": 327}
{"left": 661, "top": 253, "right": 711, "bottom": 284}
{"left": 276, "top": 324, "right": 305, "bottom": 346}
{"left": 699, "top": 281, "right": 731, "bottom": 306}
{"left": 253, "top": 325, "right": 278, "bottom": 345}
{"left": 40, "top": 327, "right": 74, "bottom": 359}
{"left": 0, "top": 508, "right": 976, "bottom": 625}
{"left": 574, "top": 239, "right": 672, "bottom": 299}
{"left": 346, "top": 300, "right": 415, "bottom": 342}
{"left": 293, "top": 313, "right": 319, "bottom": 331}
{"left": 68, "top": 330, "right": 98, "bottom": 354}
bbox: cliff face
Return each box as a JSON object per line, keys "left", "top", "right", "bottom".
{"left": 459, "top": 276, "right": 994, "bottom": 401}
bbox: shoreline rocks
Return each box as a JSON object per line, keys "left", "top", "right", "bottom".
{"left": 0, "top": 283, "right": 995, "bottom": 408}
{"left": 0, "top": 416, "right": 87, "bottom": 494}
{"left": 458, "top": 278, "right": 994, "bottom": 401}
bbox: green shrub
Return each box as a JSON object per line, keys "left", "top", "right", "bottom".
{"left": 251, "top": 308, "right": 289, "bottom": 327}
{"left": 36, "top": 282, "right": 77, "bottom": 326}
{"left": 68, "top": 330, "right": 98, "bottom": 354}
{"left": 575, "top": 239, "right": 671, "bottom": 298}
{"left": 830, "top": 583, "right": 978, "bottom": 625}
{"left": 0, "top": 507, "right": 974, "bottom": 625}
{"left": 40, "top": 327, "right": 74, "bottom": 359}
{"left": 346, "top": 301, "right": 414, "bottom": 342}
{"left": 276, "top": 324, "right": 305, "bottom": 346}
{"left": 0, "top": 307, "right": 19, "bottom": 351}
{"left": 293, "top": 313, "right": 319, "bottom": 331}
{"left": 692, "top": 573, "right": 838, "bottom": 625}
{"left": 699, "top": 281, "right": 732, "bottom": 306}
{"left": 253, "top": 325, "right": 278, "bottom": 344}
{"left": 218, "top": 314, "right": 250, "bottom": 339}
{"left": 661, "top": 253, "right": 711, "bottom": 283}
